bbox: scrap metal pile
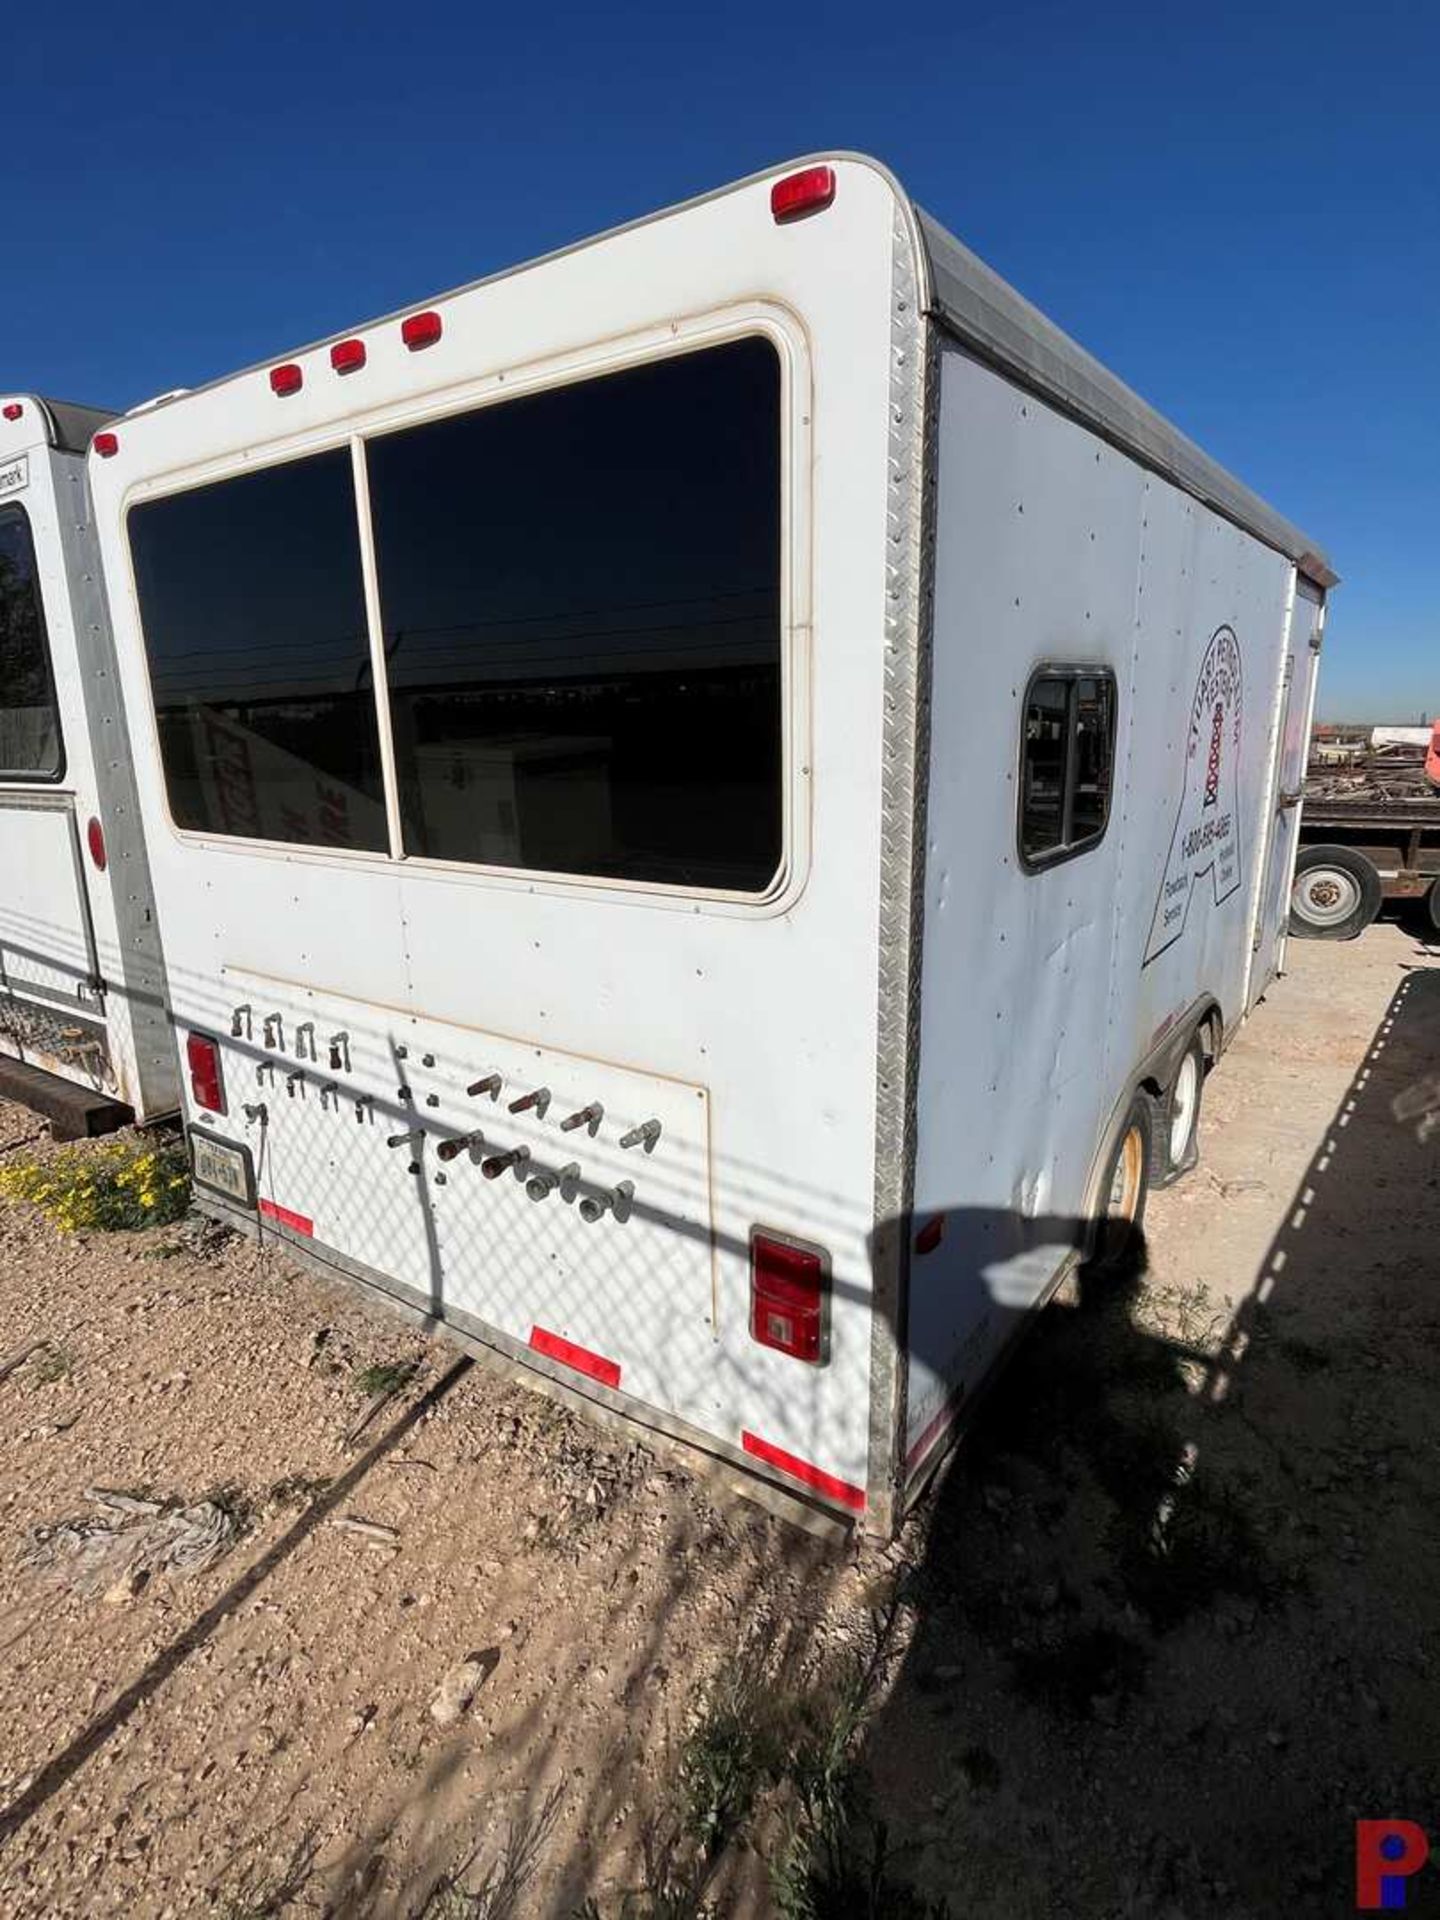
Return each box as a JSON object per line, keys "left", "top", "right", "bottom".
{"left": 1306, "top": 724, "right": 1440, "bottom": 807}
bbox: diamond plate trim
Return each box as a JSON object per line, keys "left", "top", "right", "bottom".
{"left": 0, "top": 993, "right": 112, "bottom": 1081}
{"left": 865, "top": 203, "right": 939, "bottom": 1536}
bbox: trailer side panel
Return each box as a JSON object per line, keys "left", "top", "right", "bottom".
{"left": 904, "top": 340, "right": 1295, "bottom": 1480}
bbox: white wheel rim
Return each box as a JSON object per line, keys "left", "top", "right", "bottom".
{"left": 1169, "top": 1053, "right": 1199, "bottom": 1164}
{"left": 1294, "top": 865, "right": 1360, "bottom": 928}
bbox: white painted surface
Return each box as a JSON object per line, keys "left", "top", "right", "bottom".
{"left": 0, "top": 802, "right": 90, "bottom": 1001}
{"left": 91, "top": 159, "right": 906, "bottom": 1505}
{"left": 906, "top": 344, "right": 1299, "bottom": 1468}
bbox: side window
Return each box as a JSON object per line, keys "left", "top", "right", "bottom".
{"left": 0, "top": 504, "right": 63, "bottom": 779}
{"left": 1019, "top": 668, "right": 1116, "bottom": 866}
{"left": 365, "top": 336, "right": 783, "bottom": 892}
{"left": 128, "top": 450, "right": 387, "bottom": 851}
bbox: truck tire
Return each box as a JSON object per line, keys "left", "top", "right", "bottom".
{"left": 1427, "top": 879, "right": 1440, "bottom": 936}
{"left": 1161, "top": 1030, "right": 1207, "bottom": 1181}
{"left": 1290, "top": 845, "right": 1382, "bottom": 940}
{"left": 1090, "top": 1091, "right": 1156, "bottom": 1274}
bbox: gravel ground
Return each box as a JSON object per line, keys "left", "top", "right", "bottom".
{"left": 0, "top": 917, "right": 1436, "bottom": 1917}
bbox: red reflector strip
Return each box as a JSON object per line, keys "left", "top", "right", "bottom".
{"left": 259, "top": 1198, "right": 314, "bottom": 1236}
{"left": 269, "top": 362, "right": 303, "bottom": 396}
{"left": 330, "top": 337, "right": 366, "bottom": 373}
{"left": 529, "top": 1325, "right": 621, "bottom": 1389}
{"left": 770, "top": 164, "right": 836, "bottom": 223}
{"left": 401, "top": 309, "right": 442, "bottom": 350}
{"left": 93, "top": 431, "right": 119, "bottom": 457}
{"left": 741, "top": 1431, "right": 865, "bottom": 1511}
{"left": 914, "top": 1212, "right": 945, "bottom": 1256}
{"left": 905, "top": 1397, "right": 959, "bottom": 1474}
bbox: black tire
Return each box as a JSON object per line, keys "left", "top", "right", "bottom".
{"left": 1289, "top": 845, "right": 1383, "bottom": 940}
{"left": 1161, "top": 1030, "right": 1207, "bottom": 1182}
{"left": 1090, "top": 1091, "right": 1157, "bottom": 1274}
{"left": 1426, "top": 879, "right": 1440, "bottom": 936}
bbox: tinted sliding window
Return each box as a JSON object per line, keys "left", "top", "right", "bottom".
{"left": 1019, "top": 668, "right": 1116, "bottom": 866}
{"left": 0, "top": 505, "right": 62, "bottom": 778}
{"left": 366, "top": 336, "right": 783, "bottom": 891}
{"left": 128, "top": 450, "right": 387, "bottom": 851}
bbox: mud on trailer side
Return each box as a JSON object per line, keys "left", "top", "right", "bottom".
{"left": 88, "top": 155, "right": 1331, "bottom": 1534}
{"left": 0, "top": 397, "right": 176, "bottom": 1136}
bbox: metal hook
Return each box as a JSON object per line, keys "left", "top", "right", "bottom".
{"left": 508, "top": 1087, "right": 551, "bottom": 1119}
{"left": 560, "top": 1101, "right": 603, "bottom": 1135}
{"left": 437, "top": 1129, "right": 485, "bottom": 1164}
{"left": 481, "top": 1146, "right": 530, "bottom": 1181}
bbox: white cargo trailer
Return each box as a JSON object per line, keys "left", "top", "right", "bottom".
{"left": 0, "top": 396, "right": 176, "bottom": 1134}
{"left": 89, "top": 155, "right": 1331, "bottom": 1532}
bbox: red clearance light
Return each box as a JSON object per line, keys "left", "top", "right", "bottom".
{"left": 93, "top": 430, "right": 119, "bottom": 457}
{"left": 185, "top": 1032, "right": 226, "bottom": 1115}
{"left": 770, "top": 165, "right": 836, "bottom": 223}
{"left": 2, "top": 402, "right": 21, "bottom": 421}
{"left": 401, "top": 310, "right": 442, "bottom": 351}
{"left": 331, "top": 338, "right": 366, "bottom": 374}
{"left": 85, "top": 817, "right": 107, "bottom": 872}
{"left": 270, "top": 362, "right": 303, "bottom": 396}
{"left": 750, "top": 1231, "right": 828, "bottom": 1364}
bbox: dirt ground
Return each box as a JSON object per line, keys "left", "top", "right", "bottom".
{"left": 0, "top": 916, "right": 1437, "bottom": 1918}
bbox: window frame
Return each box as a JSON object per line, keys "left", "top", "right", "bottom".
{"left": 121, "top": 308, "right": 807, "bottom": 915}
{"left": 0, "top": 500, "right": 65, "bottom": 785}
{"left": 1016, "top": 662, "right": 1118, "bottom": 874}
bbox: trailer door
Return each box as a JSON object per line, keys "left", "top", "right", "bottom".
{"left": 1248, "top": 580, "right": 1323, "bottom": 1007}
{"left": 0, "top": 501, "right": 104, "bottom": 1047}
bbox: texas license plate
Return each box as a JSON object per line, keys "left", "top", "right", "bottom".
{"left": 189, "top": 1127, "right": 254, "bottom": 1207}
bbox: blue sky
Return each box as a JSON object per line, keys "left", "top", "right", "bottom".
{"left": 10, "top": 0, "right": 1434, "bottom": 720}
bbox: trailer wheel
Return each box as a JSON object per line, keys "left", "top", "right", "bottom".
{"left": 1426, "top": 879, "right": 1440, "bottom": 935}
{"left": 1162, "top": 1030, "right": 1207, "bottom": 1181}
{"left": 1092, "top": 1092, "right": 1156, "bottom": 1273}
{"left": 1289, "top": 846, "right": 1382, "bottom": 940}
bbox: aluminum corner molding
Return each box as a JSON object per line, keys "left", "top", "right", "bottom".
{"left": 914, "top": 208, "right": 1336, "bottom": 587}
{"left": 53, "top": 459, "right": 177, "bottom": 1119}
{"left": 865, "top": 202, "right": 936, "bottom": 1536}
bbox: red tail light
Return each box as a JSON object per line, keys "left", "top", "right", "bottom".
{"left": 330, "top": 338, "right": 366, "bottom": 373}
{"left": 401, "top": 310, "right": 442, "bottom": 350}
{"left": 770, "top": 165, "right": 836, "bottom": 223}
{"left": 2, "top": 403, "right": 21, "bottom": 422}
{"left": 186, "top": 1033, "right": 226, "bottom": 1115}
{"left": 270, "top": 363, "right": 303, "bottom": 396}
{"left": 93, "top": 431, "right": 119, "bottom": 457}
{"left": 85, "top": 817, "right": 107, "bottom": 871}
{"left": 750, "top": 1231, "right": 829, "bottom": 1363}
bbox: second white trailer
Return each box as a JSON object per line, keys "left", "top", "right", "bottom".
{"left": 0, "top": 396, "right": 176, "bottom": 1134}
{"left": 88, "top": 155, "right": 1330, "bottom": 1533}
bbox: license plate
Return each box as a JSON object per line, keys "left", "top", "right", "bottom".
{"left": 189, "top": 1128, "right": 255, "bottom": 1207}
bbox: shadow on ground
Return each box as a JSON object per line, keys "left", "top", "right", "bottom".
{"left": 860, "top": 962, "right": 1440, "bottom": 1918}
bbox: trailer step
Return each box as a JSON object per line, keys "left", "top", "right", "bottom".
{"left": 0, "top": 1056, "right": 133, "bottom": 1142}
